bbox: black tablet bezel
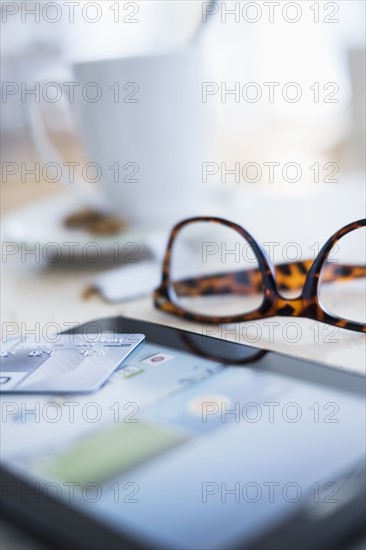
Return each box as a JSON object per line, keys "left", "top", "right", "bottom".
{"left": 1, "top": 316, "right": 365, "bottom": 550}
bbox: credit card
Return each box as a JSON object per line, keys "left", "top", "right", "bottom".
{"left": 0, "top": 333, "right": 145, "bottom": 394}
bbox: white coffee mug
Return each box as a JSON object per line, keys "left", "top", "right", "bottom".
{"left": 27, "top": 49, "right": 209, "bottom": 228}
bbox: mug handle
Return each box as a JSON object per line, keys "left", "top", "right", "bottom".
{"left": 26, "top": 73, "right": 105, "bottom": 209}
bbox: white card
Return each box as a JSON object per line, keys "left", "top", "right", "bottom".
{"left": 0, "top": 333, "right": 145, "bottom": 394}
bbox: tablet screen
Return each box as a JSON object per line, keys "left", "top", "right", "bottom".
{"left": 1, "top": 332, "right": 365, "bottom": 549}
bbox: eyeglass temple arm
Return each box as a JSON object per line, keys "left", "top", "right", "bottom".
{"left": 172, "top": 260, "right": 366, "bottom": 296}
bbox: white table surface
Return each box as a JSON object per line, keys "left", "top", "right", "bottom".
{"left": 2, "top": 253, "right": 365, "bottom": 374}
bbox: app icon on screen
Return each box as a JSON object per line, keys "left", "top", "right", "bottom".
{"left": 142, "top": 353, "right": 174, "bottom": 366}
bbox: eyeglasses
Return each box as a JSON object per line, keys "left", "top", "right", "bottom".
{"left": 154, "top": 217, "right": 366, "bottom": 333}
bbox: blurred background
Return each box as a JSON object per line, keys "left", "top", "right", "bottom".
{"left": 2, "top": 0, "right": 365, "bottom": 208}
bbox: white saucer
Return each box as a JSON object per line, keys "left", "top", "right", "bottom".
{"left": 1, "top": 195, "right": 160, "bottom": 259}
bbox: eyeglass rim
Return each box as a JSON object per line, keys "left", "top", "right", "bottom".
{"left": 154, "top": 217, "right": 366, "bottom": 332}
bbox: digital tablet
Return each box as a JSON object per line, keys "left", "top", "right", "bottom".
{"left": 1, "top": 316, "right": 365, "bottom": 550}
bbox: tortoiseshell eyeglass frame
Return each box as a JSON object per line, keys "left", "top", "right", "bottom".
{"left": 153, "top": 217, "right": 366, "bottom": 333}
